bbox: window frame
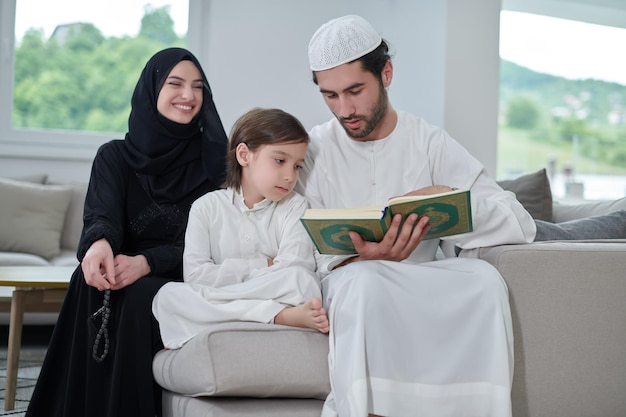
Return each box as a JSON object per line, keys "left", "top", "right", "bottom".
{"left": 0, "top": 0, "right": 202, "bottom": 161}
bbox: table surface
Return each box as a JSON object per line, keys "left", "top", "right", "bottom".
{"left": 0, "top": 266, "right": 75, "bottom": 288}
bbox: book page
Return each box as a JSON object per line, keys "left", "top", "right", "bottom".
{"left": 301, "top": 205, "right": 385, "bottom": 220}
{"left": 387, "top": 189, "right": 472, "bottom": 239}
{"left": 386, "top": 189, "right": 465, "bottom": 206}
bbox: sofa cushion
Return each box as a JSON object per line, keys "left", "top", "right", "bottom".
{"left": 0, "top": 251, "right": 49, "bottom": 267}
{"left": 162, "top": 391, "right": 324, "bottom": 417}
{"left": 153, "top": 322, "right": 330, "bottom": 400}
{"left": 50, "top": 250, "right": 80, "bottom": 267}
{"left": 0, "top": 177, "right": 73, "bottom": 260}
{"left": 498, "top": 169, "right": 553, "bottom": 221}
{"left": 46, "top": 179, "right": 87, "bottom": 251}
{"left": 9, "top": 174, "right": 48, "bottom": 184}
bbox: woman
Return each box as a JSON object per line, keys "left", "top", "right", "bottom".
{"left": 26, "top": 48, "right": 228, "bottom": 417}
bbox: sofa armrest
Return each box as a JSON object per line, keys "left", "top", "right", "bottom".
{"left": 552, "top": 197, "right": 626, "bottom": 223}
{"left": 463, "top": 240, "right": 626, "bottom": 417}
{"left": 471, "top": 239, "right": 626, "bottom": 275}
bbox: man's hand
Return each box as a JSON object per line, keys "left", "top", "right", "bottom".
{"left": 333, "top": 185, "right": 452, "bottom": 268}
{"left": 351, "top": 213, "right": 430, "bottom": 262}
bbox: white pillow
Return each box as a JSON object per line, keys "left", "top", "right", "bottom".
{"left": 0, "top": 177, "right": 72, "bottom": 260}
{"left": 553, "top": 197, "right": 626, "bottom": 223}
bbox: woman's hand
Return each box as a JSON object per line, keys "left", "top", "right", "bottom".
{"left": 82, "top": 239, "right": 151, "bottom": 290}
{"left": 109, "top": 254, "right": 151, "bottom": 290}
{"left": 82, "top": 238, "right": 115, "bottom": 290}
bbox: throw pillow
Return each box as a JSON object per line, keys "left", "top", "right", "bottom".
{"left": 46, "top": 179, "right": 87, "bottom": 251}
{"left": 498, "top": 168, "right": 553, "bottom": 221}
{"left": 0, "top": 177, "right": 73, "bottom": 260}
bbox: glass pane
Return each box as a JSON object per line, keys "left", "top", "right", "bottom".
{"left": 13, "top": 0, "right": 188, "bottom": 134}
{"left": 499, "top": 11, "right": 626, "bottom": 201}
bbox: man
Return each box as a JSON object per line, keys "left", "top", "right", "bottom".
{"left": 297, "top": 15, "right": 536, "bottom": 417}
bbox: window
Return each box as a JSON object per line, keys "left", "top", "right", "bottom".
{"left": 0, "top": 0, "right": 193, "bottom": 160}
{"left": 498, "top": 9, "right": 626, "bottom": 201}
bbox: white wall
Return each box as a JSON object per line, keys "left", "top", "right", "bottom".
{"left": 0, "top": 157, "right": 92, "bottom": 183}
{"left": 445, "top": 0, "right": 501, "bottom": 176}
{"left": 192, "top": 0, "right": 500, "bottom": 175}
{"left": 194, "top": 0, "right": 448, "bottom": 130}
{"left": 1, "top": 0, "right": 501, "bottom": 180}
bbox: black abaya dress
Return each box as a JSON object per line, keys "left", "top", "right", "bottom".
{"left": 26, "top": 141, "right": 215, "bottom": 417}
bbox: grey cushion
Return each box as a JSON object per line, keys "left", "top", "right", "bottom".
{"left": 153, "top": 322, "right": 330, "bottom": 400}
{"left": 498, "top": 169, "right": 553, "bottom": 221}
{"left": 0, "top": 177, "right": 72, "bottom": 260}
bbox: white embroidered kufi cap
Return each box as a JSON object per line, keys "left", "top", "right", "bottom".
{"left": 308, "top": 15, "right": 382, "bottom": 71}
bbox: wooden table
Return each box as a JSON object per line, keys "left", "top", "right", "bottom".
{"left": 0, "top": 266, "right": 74, "bottom": 411}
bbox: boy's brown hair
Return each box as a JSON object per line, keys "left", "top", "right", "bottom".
{"left": 222, "top": 108, "right": 309, "bottom": 189}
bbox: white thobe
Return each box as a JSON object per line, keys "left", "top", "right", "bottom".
{"left": 297, "top": 112, "right": 536, "bottom": 417}
{"left": 152, "top": 188, "right": 320, "bottom": 349}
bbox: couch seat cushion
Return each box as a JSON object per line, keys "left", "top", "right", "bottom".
{"left": 49, "top": 250, "right": 80, "bottom": 267}
{"left": 162, "top": 391, "right": 324, "bottom": 417}
{"left": 153, "top": 322, "right": 330, "bottom": 400}
{"left": 0, "top": 251, "right": 49, "bottom": 267}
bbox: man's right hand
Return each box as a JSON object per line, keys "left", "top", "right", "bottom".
{"left": 350, "top": 213, "right": 430, "bottom": 262}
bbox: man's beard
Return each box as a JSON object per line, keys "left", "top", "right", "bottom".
{"left": 339, "top": 83, "right": 388, "bottom": 139}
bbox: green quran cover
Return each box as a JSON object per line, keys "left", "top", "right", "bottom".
{"left": 300, "top": 189, "right": 473, "bottom": 255}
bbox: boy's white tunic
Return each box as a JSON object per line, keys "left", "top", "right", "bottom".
{"left": 299, "top": 111, "right": 536, "bottom": 417}
{"left": 152, "top": 188, "right": 321, "bottom": 349}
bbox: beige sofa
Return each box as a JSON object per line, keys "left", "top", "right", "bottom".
{"left": 0, "top": 175, "right": 85, "bottom": 324}
{"left": 3, "top": 174, "right": 625, "bottom": 416}
{"left": 154, "top": 170, "right": 626, "bottom": 417}
{"left": 467, "top": 238, "right": 626, "bottom": 417}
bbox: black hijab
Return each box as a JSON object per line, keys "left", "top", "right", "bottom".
{"left": 115, "top": 47, "right": 228, "bottom": 203}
